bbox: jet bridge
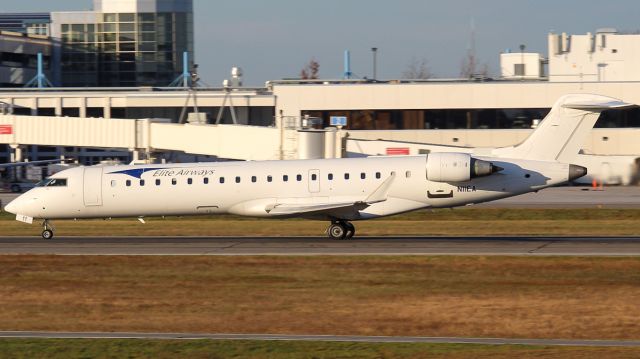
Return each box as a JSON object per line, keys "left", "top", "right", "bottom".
{"left": 0, "top": 114, "right": 283, "bottom": 161}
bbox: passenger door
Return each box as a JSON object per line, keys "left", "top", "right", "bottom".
{"left": 83, "top": 167, "right": 103, "bottom": 206}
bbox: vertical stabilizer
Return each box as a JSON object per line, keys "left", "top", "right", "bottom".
{"left": 494, "top": 94, "right": 634, "bottom": 162}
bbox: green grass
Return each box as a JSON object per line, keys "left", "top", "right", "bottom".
{"left": 1, "top": 339, "right": 640, "bottom": 359}
{"left": 2, "top": 208, "right": 640, "bottom": 237}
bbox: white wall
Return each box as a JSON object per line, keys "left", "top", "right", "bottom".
{"left": 548, "top": 31, "right": 640, "bottom": 82}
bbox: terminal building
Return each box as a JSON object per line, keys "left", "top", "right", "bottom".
{"left": 1, "top": 0, "right": 194, "bottom": 88}
{"left": 2, "top": 13, "right": 640, "bottom": 184}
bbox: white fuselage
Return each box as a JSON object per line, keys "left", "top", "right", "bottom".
{"left": 7, "top": 155, "right": 572, "bottom": 221}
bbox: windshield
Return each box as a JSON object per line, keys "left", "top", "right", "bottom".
{"left": 35, "top": 178, "right": 68, "bottom": 187}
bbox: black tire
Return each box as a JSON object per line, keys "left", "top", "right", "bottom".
{"left": 328, "top": 223, "right": 346, "bottom": 240}
{"left": 10, "top": 184, "right": 21, "bottom": 193}
{"left": 42, "top": 229, "right": 53, "bottom": 240}
{"left": 345, "top": 223, "right": 355, "bottom": 239}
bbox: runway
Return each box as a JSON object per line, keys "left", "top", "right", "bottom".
{"left": 0, "top": 331, "right": 639, "bottom": 347}
{"left": 1, "top": 236, "right": 640, "bottom": 255}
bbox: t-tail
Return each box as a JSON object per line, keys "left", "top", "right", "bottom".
{"left": 494, "top": 94, "right": 636, "bottom": 167}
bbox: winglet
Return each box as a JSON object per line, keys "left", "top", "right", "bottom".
{"left": 365, "top": 172, "right": 396, "bottom": 204}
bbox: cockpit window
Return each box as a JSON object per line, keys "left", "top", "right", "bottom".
{"left": 35, "top": 178, "right": 68, "bottom": 187}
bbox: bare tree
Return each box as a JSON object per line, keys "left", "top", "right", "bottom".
{"left": 300, "top": 58, "right": 320, "bottom": 79}
{"left": 460, "top": 50, "right": 490, "bottom": 79}
{"left": 402, "top": 57, "right": 432, "bottom": 79}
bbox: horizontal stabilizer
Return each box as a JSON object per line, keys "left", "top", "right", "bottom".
{"left": 562, "top": 99, "right": 635, "bottom": 110}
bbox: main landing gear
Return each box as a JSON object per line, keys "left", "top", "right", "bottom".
{"left": 41, "top": 220, "right": 54, "bottom": 240}
{"left": 327, "top": 220, "right": 355, "bottom": 240}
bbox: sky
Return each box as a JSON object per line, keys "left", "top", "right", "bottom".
{"left": 7, "top": 0, "right": 640, "bottom": 85}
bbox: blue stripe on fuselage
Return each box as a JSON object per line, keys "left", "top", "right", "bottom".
{"left": 107, "top": 167, "right": 170, "bottom": 179}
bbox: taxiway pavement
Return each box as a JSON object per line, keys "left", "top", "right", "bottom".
{"left": 0, "top": 331, "right": 639, "bottom": 347}
{"left": 0, "top": 236, "right": 639, "bottom": 255}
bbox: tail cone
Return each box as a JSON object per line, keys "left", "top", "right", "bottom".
{"left": 569, "top": 164, "right": 588, "bottom": 181}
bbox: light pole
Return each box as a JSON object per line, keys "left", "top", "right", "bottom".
{"left": 371, "top": 47, "right": 378, "bottom": 80}
{"left": 519, "top": 44, "right": 526, "bottom": 80}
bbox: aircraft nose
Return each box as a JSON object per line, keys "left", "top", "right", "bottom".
{"left": 4, "top": 198, "right": 19, "bottom": 215}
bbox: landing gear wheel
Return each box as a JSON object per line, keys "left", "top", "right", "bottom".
{"left": 344, "top": 222, "right": 355, "bottom": 239}
{"left": 41, "top": 220, "right": 54, "bottom": 240}
{"left": 42, "top": 229, "right": 53, "bottom": 240}
{"left": 328, "top": 223, "right": 347, "bottom": 240}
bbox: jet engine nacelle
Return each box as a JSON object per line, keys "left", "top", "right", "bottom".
{"left": 426, "top": 153, "right": 501, "bottom": 182}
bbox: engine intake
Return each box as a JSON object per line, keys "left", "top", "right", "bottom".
{"left": 426, "top": 153, "right": 502, "bottom": 182}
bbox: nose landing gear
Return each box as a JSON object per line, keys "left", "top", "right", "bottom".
{"left": 41, "top": 220, "right": 54, "bottom": 240}
{"left": 327, "top": 221, "right": 356, "bottom": 240}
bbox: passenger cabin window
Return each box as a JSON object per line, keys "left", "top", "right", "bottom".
{"left": 156, "top": 179, "right": 161, "bottom": 186}
{"left": 311, "top": 174, "right": 317, "bottom": 181}
{"left": 235, "top": 176, "right": 241, "bottom": 183}
{"left": 376, "top": 172, "right": 381, "bottom": 179}
{"left": 220, "top": 177, "right": 225, "bottom": 184}
{"left": 187, "top": 178, "right": 193, "bottom": 185}
{"left": 361, "top": 173, "right": 366, "bottom": 179}
{"left": 204, "top": 178, "right": 209, "bottom": 184}
{"left": 126, "top": 180, "right": 131, "bottom": 187}
{"left": 296, "top": 174, "right": 302, "bottom": 181}
{"left": 172, "top": 178, "right": 177, "bottom": 185}
{"left": 344, "top": 173, "right": 350, "bottom": 180}
{"left": 283, "top": 175, "right": 289, "bottom": 182}
{"left": 111, "top": 180, "right": 117, "bottom": 187}
{"left": 140, "top": 180, "right": 145, "bottom": 186}
{"left": 328, "top": 173, "right": 333, "bottom": 180}
{"left": 267, "top": 175, "right": 273, "bottom": 182}
{"left": 406, "top": 171, "right": 411, "bottom": 178}
{"left": 252, "top": 176, "right": 257, "bottom": 183}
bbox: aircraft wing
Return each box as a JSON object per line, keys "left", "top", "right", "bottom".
{"left": 265, "top": 200, "right": 369, "bottom": 216}
{"left": 264, "top": 173, "right": 396, "bottom": 217}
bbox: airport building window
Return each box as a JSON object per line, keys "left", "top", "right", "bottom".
{"left": 126, "top": 180, "right": 131, "bottom": 187}
{"left": 156, "top": 179, "right": 161, "bottom": 186}
{"left": 361, "top": 173, "right": 366, "bottom": 179}
{"left": 296, "top": 174, "right": 302, "bottom": 181}
{"left": 311, "top": 174, "right": 317, "bottom": 181}
{"left": 376, "top": 172, "right": 381, "bottom": 179}
{"left": 187, "top": 178, "right": 193, "bottom": 185}
{"left": 140, "top": 180, "right": 145, "bottom": 186}
{"left": 172, "top": 178, "right": 177, "bottom": 185}
{"left": 252, "top": 176, "right": 257, "bottom": 183}
{"left": 328, "top": 173, "right": 333, "bottom": 180}
{"left": 235, "top": 176, "right": 241, "bottom": 183}
{"left": 344, "top": 173, "right": 350, "bottom": 180}
{"left": 283, "top": 175, "right": 289, "bottom": 182}
{"left": 204, "top": 177, "right": 209, "bottom": 184}
{"left": 267, "top": 175, "right": 273, "bottom": 182}
{"left": 111, "top": 180, "right": 117, "bottom": 187}
{"left": 220, "top": 177, "right": 225, "bottom": 184}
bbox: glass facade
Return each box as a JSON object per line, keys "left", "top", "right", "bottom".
{"left": 0, "top": 14, "right": 51, "bottom": 36}
{"left": 303, "top": 107, "right": 640, "bottom": 130}
{"left": 57, "top": 5, "right": 193, "bottom": 87}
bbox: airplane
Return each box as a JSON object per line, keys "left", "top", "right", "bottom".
{"left": 3, "top": 94, "right": 633, "bottom": 240}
